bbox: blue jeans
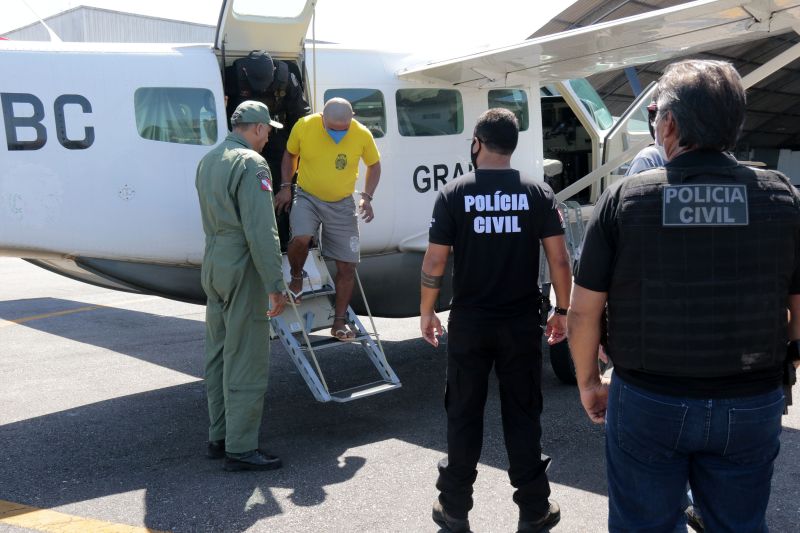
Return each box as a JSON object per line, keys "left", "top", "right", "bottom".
{"left": 606, "top": 375, "right": 784, "bottom": 533}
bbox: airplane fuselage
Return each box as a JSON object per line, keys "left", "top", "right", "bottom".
{"left": 0, "top": 41, "right": 545, "bottom": 316}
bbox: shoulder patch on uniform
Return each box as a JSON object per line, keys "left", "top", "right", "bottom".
{"left": 257, "top": 170, "right": 272, "bottom": 192}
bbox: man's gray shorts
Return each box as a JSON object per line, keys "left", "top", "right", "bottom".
{"left": 290, "top": 188, "right": 360, "bottom": 263}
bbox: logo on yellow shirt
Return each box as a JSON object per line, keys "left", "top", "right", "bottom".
{"left": 335, "top": 154, "right": 347, "bottom": 170}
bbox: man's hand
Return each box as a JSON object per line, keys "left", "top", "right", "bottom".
{"left": 266, "top": 292, "right": 287, "bottom": 317}
{"left": 274, "top": 187, "right": 292, "bottom": 213}
{"left": 420, "top": 311, "right": 444, "bottom": 347}
{"left": 358, "top": 198, "right": 374, "bottom": 222}
{"left": 579, "top": 380, "right": 609, "bottom": 424}
{"left": 545, "top": 313, "right": 567, "bottom": 345}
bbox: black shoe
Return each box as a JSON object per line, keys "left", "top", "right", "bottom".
{"left": 207, "top": 440, "right": 225, "bottom": 459}
{"left": 223, "top": 450, "right": 282, "bottom": 471}
{"left": 431, "top": 500, "right": 470, "bottom": 532}
{"left": 517, "top": 500, "right": 561, "bottom": 532}
{"left": 686, "top": 505, "right": 705, "bottom": 532}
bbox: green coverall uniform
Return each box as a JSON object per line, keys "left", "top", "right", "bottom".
{"left": 196, "top": 132, "right": 284, "bottom": 454}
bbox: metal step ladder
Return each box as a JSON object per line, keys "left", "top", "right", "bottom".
{"left": 270, "top": 249, "right": 401, "bottom": 403}
{"left": 539, "top": 202, "right": 586, "bottom": 384}
{"left": 539, "top": 200, "right": 586, "bottom": 289}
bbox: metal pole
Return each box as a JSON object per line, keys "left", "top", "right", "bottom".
{"left": 741, "top": 37, "right": 800, "bottom": 89}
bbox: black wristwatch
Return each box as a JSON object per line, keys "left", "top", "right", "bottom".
{"left": 553, "top": 306, "right": 569, "bottom": 316}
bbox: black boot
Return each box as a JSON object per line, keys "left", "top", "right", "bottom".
{"left": 431, "top": 499, "right": 470, "bottom": 532}
{"left": 517, "top": 500, "right": 561, "bottom": 532}
{"left": 207, "top": 440, "right": 225, "bottom": 459}
{"left": 223, "top": 450, "right": 282, "bottom": 472}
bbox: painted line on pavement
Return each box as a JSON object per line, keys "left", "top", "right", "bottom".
{"left": 0, "top": 499, "right": 167, "bottom": 533}
{"left": 0, "top": 297, "right": 157, "bottom": 329}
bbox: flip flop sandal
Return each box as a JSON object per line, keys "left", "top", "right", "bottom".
{"left": 331, "top": 328, "right": 357, "bottom": 342}
{"left": 331, "top": 316, "right": 357, "bottom": 342}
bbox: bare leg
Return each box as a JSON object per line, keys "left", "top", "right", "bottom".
{"left": 287, "top": 236, "right": 312, "bottom": 300}
{"left": 332, "top": 260, "right": 356, "bottom": 338}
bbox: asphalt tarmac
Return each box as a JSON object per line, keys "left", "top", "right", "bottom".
{"left": 1, "top": 257, "right": 798, "bottom": 533}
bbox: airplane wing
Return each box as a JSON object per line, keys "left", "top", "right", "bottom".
{"left": 397, "top": 0, "right": 800, "bottom": 86}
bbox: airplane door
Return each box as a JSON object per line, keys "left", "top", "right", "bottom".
{"left": 215, "top": 0, "right": 316, "bottom": 55}
{"left": 546, "top": 79, "right": 615, "bottom": 204}
{"left": 600, "top": 82, "right": 658, "bottom": 192}
{"left": 547, "top": 80, "right": 657, "bottom": 205}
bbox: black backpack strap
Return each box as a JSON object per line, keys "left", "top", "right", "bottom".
{"left": 272, "top": 61, "right": 289, "bottom": 96}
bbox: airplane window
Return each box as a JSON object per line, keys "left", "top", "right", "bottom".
{"left": 324, "top": 88, "right": 386, "bottom": 138}
{"left": 566, "top": 79, "right": 613, "bottom": 130}
{"left": 626, "top": 104, "right": 651, "bottom": 134}
{"left": 488, "top": 89, "right": 529, "bottom": 131}
{"left": 395, "top": 89, "right": 463, "bottom": 137}
{"left": 134, "top": 88, "right": 217, "bottom": 146}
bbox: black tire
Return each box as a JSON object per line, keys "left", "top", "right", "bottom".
{"left": 548, "top": 339, "right": 577, "bottom": 385}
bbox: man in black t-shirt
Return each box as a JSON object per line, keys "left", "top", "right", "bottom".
{"left": 225, "top": 50, "right": 311, "bottom": 249}
{"left": 420, "top": 108, "right": 572, "bottom": 533}
{"left": 568, "top": 60, "right": 800, "bottom": 532}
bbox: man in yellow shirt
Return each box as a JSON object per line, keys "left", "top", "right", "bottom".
{"left": 276, "top": 98, "right": 381, "bottom": 340}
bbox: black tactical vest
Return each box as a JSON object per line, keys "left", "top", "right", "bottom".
{"left": 607, "top": 163, "right": 800, "bottom": 377}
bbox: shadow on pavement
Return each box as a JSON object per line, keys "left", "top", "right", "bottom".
{"left": 1, "top": 298, "right": 796, "bottom": 531}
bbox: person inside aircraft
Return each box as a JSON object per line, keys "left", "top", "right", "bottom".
{"left": 225, "top": 50, "right": 311, "bottom": 249}
{"left": 277, "top": 97, "right": 381, "bottom": 342}
{"left": 420, "top": 108, "right": 572, "bottom": 533}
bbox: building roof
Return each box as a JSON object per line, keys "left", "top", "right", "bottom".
{"left": 1, "top": 5, "right": 215, "bottom": 44}
{"left": 533, "top": 0, "right": 800, "bottom": 151}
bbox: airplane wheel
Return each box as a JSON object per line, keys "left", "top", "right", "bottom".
{"left": 549, "top": 339, "right": 576, "bottom": 385}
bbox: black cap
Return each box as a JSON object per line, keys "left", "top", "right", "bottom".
{"left": 240, "top": 50, "right": 275, "bottom": 93}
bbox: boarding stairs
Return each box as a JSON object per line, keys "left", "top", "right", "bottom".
{"left": 539, "top": 200, "right": 586, "bottom": 289}
{"left": 539, "top": 201, "right": 587, "bottom": 384}
{"left": 270, "top": 249, "right": 401, "bottom": 402}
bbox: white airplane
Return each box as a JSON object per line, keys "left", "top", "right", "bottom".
{"left": 1, "top": 0, "right": 799, "bottom": 338}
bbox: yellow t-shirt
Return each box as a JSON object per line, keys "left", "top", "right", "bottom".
{"left": 286, "top": 113, "right": 380, "bottom": 202}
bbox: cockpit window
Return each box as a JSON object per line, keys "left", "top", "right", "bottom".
{"left": 324, "top": 88, "right": 386, "bottom": 138}
{"left": 566, "top": 79, "right": 613, "bottom": 130}
{"left": 488, "top": 89, "right": 529, "bottom": 131}
{"left": 134, "top": 88, "right": 217, "bottom": 145}
{"left": 233, "top": 0, "right": 309, "bottom": 19}
{"left": 396, "top": 89, "right": 463, "bottom": 137}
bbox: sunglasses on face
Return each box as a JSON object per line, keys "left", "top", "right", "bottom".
{"left": 647, "top": 102, "right": 657, "bottom": 124}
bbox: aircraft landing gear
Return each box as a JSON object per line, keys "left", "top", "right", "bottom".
{"left": 540, "top": 282, "right": 577, "bottom": 385}
{"left": 548, "top": 339, "right": 577, "bottom": 385}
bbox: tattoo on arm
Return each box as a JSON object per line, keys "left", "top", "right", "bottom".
{"left": 421, "top": 270, "right": 443, "bottom": 289}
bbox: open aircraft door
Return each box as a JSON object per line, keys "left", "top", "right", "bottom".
{"left": 553, "top": 82, "right": 658, "bottom": 205}
{"left": 600, "top": 82, "right": 659, "bottom": 191}
{"left": 215, "top": 0, "right": 316, "bottom": 56}
{"left": 544, "top": 79, "right": 615, "bottom": 205}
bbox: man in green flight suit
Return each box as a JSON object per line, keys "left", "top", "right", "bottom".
{"left": 196, "top": 100, "right": 287, "bottom": 472}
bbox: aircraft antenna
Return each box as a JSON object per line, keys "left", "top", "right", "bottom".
{"left": 20, "top": 0, "right": 63, "bottom": 42}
